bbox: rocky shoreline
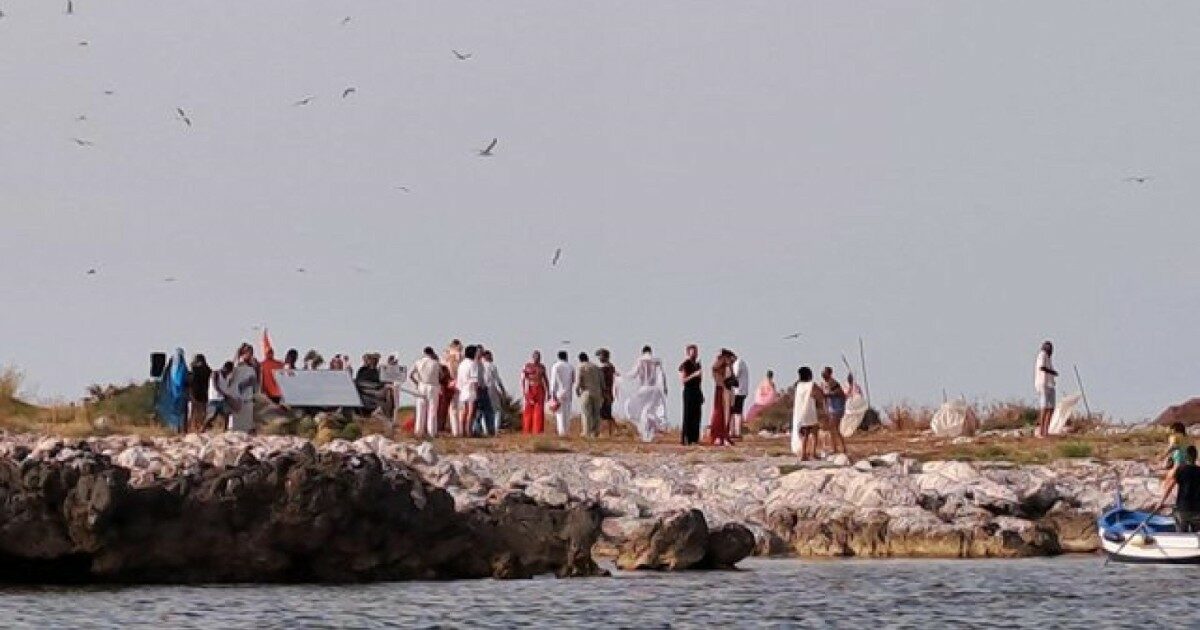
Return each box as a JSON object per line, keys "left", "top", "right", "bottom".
{"left": 0, "top": 432, "right": 1157, "bottom": 583}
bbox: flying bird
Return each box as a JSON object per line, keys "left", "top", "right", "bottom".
{"left": 78, "top": 41, "right": 89, "bottom": 46}
{"left": 782, "top": 332, "right": 803, "bottom": 340}
{"left": 75, "top": 115, "right": 88, "bottom": 122}
{"left": 0, "top": 9, "right": 6, "bottom": 19}
{"left": 85, "top": 268, "right": 96, "bottom": 275}
{"left": 560, "top": 340, "right": 572, "bottom": 346}
{"left": 175, "top": 107, "right": 191, "bottom": 127}
{"left": 163, "top": 277, "right": 176, "bottom": 283}
{"left": 394, "top": 185, "right": 411, "bottom": 193}
{"left": 340, "top": 16, "right": 351, "bottom": 25}
{"left": 66, "top": 0, "right": 73, "bottom": 15}
{"left": 293, "top": 95, "right": 315, "bottom": 106}
{"left": 103, "top": 90, "right": 115, "bottom": 96}
{"left": 72, "top": 137, "right": 94, "bottom": 146}
{"left": 478, "top": 138, "right": 498, "bottom": 157}
{"left": 551, "top": 248, "right": 562, "bottom": 266}
{"left": 452, "top": 50, "right": 473, "bottom": 61}
{"left": 342, "top": 87, "right": 356, "bottom": 98}
{"left": 1123, "top": 176, "right": 1152, "bottom": 184}
{"left": 296, "top": 267, "right": 306, "bottom": 273}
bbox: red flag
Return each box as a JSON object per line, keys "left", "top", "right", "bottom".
{"left": 262, "top": 328, "right": 274, "bottom": 357}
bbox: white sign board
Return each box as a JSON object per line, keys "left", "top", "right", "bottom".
{"left": 380, "top": 364, "right": 407, "bottom": 383}
{"left": 275, "top": 369, "right": 363, "bottom": 407}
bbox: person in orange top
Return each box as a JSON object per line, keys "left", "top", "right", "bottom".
{"left": 259, "top": 347, "right": 285, "bottom": 404}
{"left": 259, "top": 330, "right": 285, "bottom": 404}
{"left": 521, "top": 350, "right": 550, "bottom": 434}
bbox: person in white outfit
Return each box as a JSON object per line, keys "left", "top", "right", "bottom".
{"left": 410, "top": 347, "right": 442, "bottom": 438}
{"left": 1034, "top": 340, "right": 1059, "bottom": 438}
{"left": 790, "top": 366, "right": 827, "bottom": 461}
{"left": 730, "top": 352, "right": 750, "bottom": 439}
{"left": 455, "top": 345, "right": 481, "bottom": 438}
{"left": 617, "top": 346, "right": 669, "bottom": 442}
{"left": 549, "top": 350, "right": 575, "bottom": 436}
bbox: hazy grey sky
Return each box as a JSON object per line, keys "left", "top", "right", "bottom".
{"left": 2, "top": 1, "right": 1198, "bottom": 421}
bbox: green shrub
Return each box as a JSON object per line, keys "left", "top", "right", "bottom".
{"left": 296, "top": 416, "right": 317, "bottom": 439}
{"left": 1056, "top": 441, "right": 1093, "bottom": 458}
{"left": 340, "top": 422, "right": 363, "bottom": 441}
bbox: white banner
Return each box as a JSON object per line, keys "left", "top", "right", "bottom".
{"left": 275, "top": 369, "right": 363, "bottom": 407}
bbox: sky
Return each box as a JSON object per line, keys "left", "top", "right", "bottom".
{"left": 1, "top": 1, "right": 1198, "bottom": 422}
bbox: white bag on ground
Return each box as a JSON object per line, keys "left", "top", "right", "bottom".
{"left": 840, "top": 394, "right": 869, "bottom": 438}
{"left": 930, "top": 400, "right": 978, "bottom": 438}
{"left": 1048, "top": 392, "right": 1082, "bottom": 436}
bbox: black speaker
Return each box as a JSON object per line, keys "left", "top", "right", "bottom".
{"left": 150, "top": 352, "right": 167, "bottom": 378}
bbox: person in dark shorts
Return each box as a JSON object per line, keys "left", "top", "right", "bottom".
{"left": 1158, "top": 445, "right": 1200, "bottom": 532}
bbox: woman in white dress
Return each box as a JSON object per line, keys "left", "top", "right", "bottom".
{"left": 617, "top": 346, "right": 668, "bottom": 442}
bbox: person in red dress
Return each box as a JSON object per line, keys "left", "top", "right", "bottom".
{"left": 709, "top": 349, "right": 734, "bottom": 446}
{"left": 521, "top": 350, "right": 550, "bottom": 434}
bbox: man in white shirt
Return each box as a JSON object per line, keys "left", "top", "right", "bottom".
{"left": 730, "top": 352, "right": 750, "bottom": 439}
{"left": 549, "top": 350, "right": 575, "bottom": 437}
{"left": 455, "top": 345, "right": 481, "bottom": 438}
{"left": 1034, "top": 340, "right": 1059, "bottom": 438}
{"left": 409, "top": 347, "right": 442, "bottom": 438}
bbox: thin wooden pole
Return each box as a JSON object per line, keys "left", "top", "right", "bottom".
{"left": 858, "top": 337, "right": 872, "bottom": 408}
{"left": 1073, "top": 364, "right": 1093, "bottom": 417}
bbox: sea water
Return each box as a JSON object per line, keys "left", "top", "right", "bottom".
{"left": 0, "top": 556, "right": 1195, "bottom": 628}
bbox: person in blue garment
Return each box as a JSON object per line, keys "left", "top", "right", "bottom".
{"left": 154, "top": 348, "right": 189, "bottom": 432}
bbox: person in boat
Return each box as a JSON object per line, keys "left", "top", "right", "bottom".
{"left": 1164, "top": 422, "right": 1191, "bottom": 470}
{"left": 1157, "top": 445, "right": 1200, "bottom": 533}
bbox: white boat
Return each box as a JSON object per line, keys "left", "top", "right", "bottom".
{"left": 1098, "top": 494, "right": 1200, "bottom": 564}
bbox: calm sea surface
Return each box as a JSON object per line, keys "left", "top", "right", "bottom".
{"left": 1, "top": 557, "right": 1197, "bottom": 629}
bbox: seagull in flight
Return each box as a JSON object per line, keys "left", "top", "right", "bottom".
{"left": 75, "top": 115, "right": 88, "bottom": 122}
{"left": 1123, "top": 176, "right": 1152, "bottom": 184}
{"left": 394, "top": 185, "right": 411, "bottom": 193}
{"left": 293, "top": 95, "right": 315, "bottom": 106}
{"left": 72, "top": 137, "right": 94, "bottom": 146}
{"left": 296, "top": 267, "right": 306, "bottom": 273}
{"left": 342, "top": 87, "right": 356, "bottom": 99}
{"left": 175, "top": 107, "right": 191, "bottom": 127}
{"left": 78, "top": 41, "right": 89, "bottom": 47}
{"left": 782, "top": 332, "right": 803, "bottom": 340}
{"left": 103, "top": 89, "right": 115, "bottom": 96}
{"left": 163, "top": 277, "right": 177, "bottom": 283}
{"left": 478, "top": 138, "right": 498, "bottom": 157}
{"left": 452, "top": 50, "right": 473, "bottom": 61}
{"left": 551, "top": 248, "right": 562, "bottom": 266}
{"left": 340, "top": 16, "right": 351, "bottom": 25}
{"left": 85, "top": 268, "right": 96, "bottom": 275}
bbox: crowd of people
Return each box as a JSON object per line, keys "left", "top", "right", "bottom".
{"left": 152, "top": 333, "right": 866, "bottom": 453}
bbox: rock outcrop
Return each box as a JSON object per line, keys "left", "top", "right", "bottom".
{"left": 615, "top": 509, "right": 754, "bottom": 571}
{"left": 0, "top": 435, "right": 603, "bottom": 583}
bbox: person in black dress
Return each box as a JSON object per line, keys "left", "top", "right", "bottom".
{"left": 678, "top": 344, "right": 703, "bottom": 445}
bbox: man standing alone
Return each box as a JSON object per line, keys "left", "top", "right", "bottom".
{"left": 549, "top": 351, "right": 576, "bottom": 436}
{"left": 576, "top": 352, "right": 605, "bottom": 438}
{"left": 1034, "top": 341, "right": 1058, "bottom": 438}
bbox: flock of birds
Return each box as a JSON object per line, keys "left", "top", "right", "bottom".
{"left": 10, "top": 2, "right": 571, "bottom": 281}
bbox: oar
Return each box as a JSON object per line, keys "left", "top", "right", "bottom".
{"left": 1104, "top": 501, "right": 1163, "bottom": 567}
